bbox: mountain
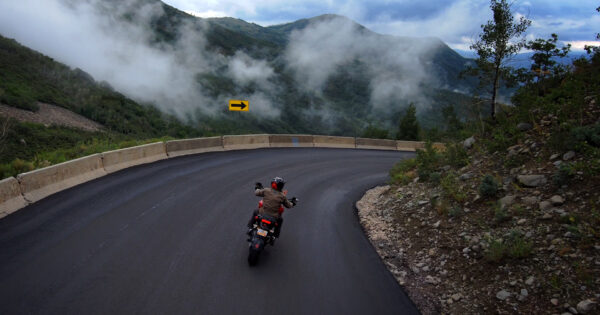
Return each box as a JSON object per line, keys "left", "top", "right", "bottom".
{"left": 0, "top": 33, "right": 202, "bottom": 167}
{"left": 0, "top": 0, "right": 479, "bottom": 138}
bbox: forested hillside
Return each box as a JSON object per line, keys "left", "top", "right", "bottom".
{"left": 0, "top": 0, "right": 484, "bottom": 178}
{"left": 2, "top": 0, "right": 479, "bottom": 137}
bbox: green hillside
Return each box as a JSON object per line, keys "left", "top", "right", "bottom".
{"left": 0, "top": 34, "right": 201, "bottom": 177}
{"left": 0, "top": 35, "right": 197, "bottom": 138}
{"left": 86, "top": 1, "right": 477, "bottom": 134}
{"left": 0, "top": 0, "right": 483, "bottom": 177}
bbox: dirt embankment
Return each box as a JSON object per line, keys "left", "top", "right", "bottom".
{"left": 0, "top": 102, "right": 103, "bottom": 132}
{"left": 358, "top": 183, "right": 600, "bottom": 314}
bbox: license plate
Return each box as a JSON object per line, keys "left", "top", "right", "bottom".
{"left": 257, "top": 229, "right": 268, "bottom": 237}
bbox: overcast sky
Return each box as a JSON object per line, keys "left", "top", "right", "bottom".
{"left": 163, "top": 0, "right": 600, "bottom": 51}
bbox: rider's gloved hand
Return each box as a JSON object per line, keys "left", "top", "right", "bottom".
{"left": 290, "top": 197, "right": 298, "bottom": 206}
{"left": 255, "top": 182, "right": 263, "bottom": 190}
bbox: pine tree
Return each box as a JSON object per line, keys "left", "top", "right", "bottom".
{"left": 526, "top": 33, "right": 570, "bottom": 78}
{"left": 396, "top": 104, "right": 419, "bottom": 141}
{"left": 585, "top": 7, "right": 600, "bottom": 54}
{"left": 470, "top": 0, "right": 531, "bottom": 119}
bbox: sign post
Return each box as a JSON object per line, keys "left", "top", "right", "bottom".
{"left": 229, "top": 100, "right": 249, "bottom": 111}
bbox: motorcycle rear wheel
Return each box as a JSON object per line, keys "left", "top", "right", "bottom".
{"left": 248, "top": 247, "right": 259, "bottom": 266}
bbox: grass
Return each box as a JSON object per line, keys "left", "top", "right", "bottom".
{"left": 484, "top": 232, "right": 532, "bottom": 263}
{"left": 0, "top": 135, "right": 174, "bottom": 179}
{"left": 389, "top": 158, "right": 418, "bottom": 185}
{"left": 441, "top": 172, "right": 466, "bottom": 202}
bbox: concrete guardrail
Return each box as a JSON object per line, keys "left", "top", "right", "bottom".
{"left": 270, "top": 134, "right": 314, "bottom": 148}
{"left": 223, "top": 134, "right": 270, "bottom": 150}
{"left": 313, "top": 135, "right": 356, "bottom": 148}
{"left": 16, "top": 154, "right": 107, "bottom": 203}
{"left": 1, "top": 134, "right": 434, "bottom": 219}
{"left": 166, "top": 136, "right": 223, "bottom": 157}
{"left": 396, "top": 140, "right": 424, "bottom": 151}
{"left": 356, "top": 138, "right": 398, "bottom": 150}
{"left": 102, "top": 142, "right": 167, "bottom": 173}
{"left": 0, "top": 177, "right": 29, "bottom": 219}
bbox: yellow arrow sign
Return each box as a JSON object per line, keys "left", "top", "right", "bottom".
{"left": 229, "top": 100, "right": 249, "bottom": 111}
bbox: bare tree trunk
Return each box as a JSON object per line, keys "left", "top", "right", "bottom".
{"left": 491, "top": 64, "right": 501, "bottom": 120}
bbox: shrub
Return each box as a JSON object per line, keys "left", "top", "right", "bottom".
{"left": 10, "top": 158, "right": 34, "bottom": 174}
{"left": 434, "top": 198, "right": 449, "bottom": 216}
{"left": 0, "top": 158, "right": 34, "bottom": 179}
{"left": 429, "top": 172, "right": 441, "bottom": 184}
{"left": 485, "top": 233, "right": 532, "bottom": 262}
{"left": 485, "top": 240, "right": 507, "bottom": 262}
{"left": 415, "top": 142, "right": 440, "bottom": 180}
{"left": 494, "top": 206, "right": 511, "bottom": 223}
{"left": 570, "top": 123, "right": 600, "bottom": 148}
{"left": 362, "top": 125, "right": 389, "bottom": 139}
{"left": 442, "top": 142, "right": 469, "bottom": 168}
{"left": 448, "top": 206, "right": 464, "bottom": 218}
{"left": 507, "top": 234, "right": 532, "bottom": 258}
{"left": 552, "top": 163, "right": 575, "bottom": 186}
{"left": 479, "top": 175, "right": 499, "bottom": 198}
{"left": 389, "top": 158, "right": 418, "bottom": 185}
{"left": 441, "top": 172, "right": 466, "bottom": 202}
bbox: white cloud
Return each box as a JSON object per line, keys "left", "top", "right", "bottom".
{"left": 227, "top": 52, "right": 274, "bottom": 86}
{"left": 285, "top": 16, "right": 438, "bottom": 112}
{"left": 566, "top": 41, "right": 600, "bottom": 51}
{"left": 365, "top": 0, "right": 489, "bottom": 49}
{"left": 0, "top": 0, "right": 282, "bottom": 118}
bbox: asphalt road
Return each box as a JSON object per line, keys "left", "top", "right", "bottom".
{"left": 0, "top": 148, "right": 419, "bottom": 314}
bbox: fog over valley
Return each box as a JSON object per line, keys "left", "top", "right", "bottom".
{"left": 0, "top": 0, "right": 474, "bottom": 134}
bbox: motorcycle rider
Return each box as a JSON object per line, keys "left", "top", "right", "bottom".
{"left": 247, "top": 177, "right": 297, "bottom": 239}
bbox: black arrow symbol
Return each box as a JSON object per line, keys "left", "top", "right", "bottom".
{"left": 231, "top": 102, "right": 247, "bottom": 109}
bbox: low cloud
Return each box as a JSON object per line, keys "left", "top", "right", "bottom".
{"left": 0, "top": 0, "right": 280, "bottom": 118}
{"left": 227, "top": 52, "right": 275, "bottom": 87}
{"left": 285, "top": 16, "right": 438, "bottom": 112}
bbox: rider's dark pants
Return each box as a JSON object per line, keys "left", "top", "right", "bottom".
{"left": 247, "top": 210, "right": 283, "bottom": 237}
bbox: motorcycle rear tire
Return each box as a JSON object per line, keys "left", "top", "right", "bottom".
{"left": 248, "top": 247, "right": 259, "bottom": 266}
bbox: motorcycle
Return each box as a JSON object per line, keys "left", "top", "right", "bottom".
{"left": 247, "top": 198, "right": 297, "bottom": 266}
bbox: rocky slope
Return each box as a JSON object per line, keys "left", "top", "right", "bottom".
{"left": 0, "top": 103, "right": 104, "bottom": 132}
{"left": 357, "top": 114, "right": 600, "bottom": 314}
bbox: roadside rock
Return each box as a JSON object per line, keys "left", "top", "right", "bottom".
{"left": 517, "top": 122, "right": 533, "bottom": 131}
{"left": 551, "top": 195, "right": 565, "bottom": 205}
{"left": 525, "top": 276, "right": 535, "bottom": 285}
{"left": 496, "top": 290, "right": 511, "bottom": 300}
{"left": 539, "top": 200, "right": 553, "bottom": 211}
{"left": 522, "top": 196, "right": 539, "bottom": 205}
{"left": 499, "top": 195, "right": 516, "bottom": 209}
{"left": 518, "top": 175, "right": 547, "bottom": 187}
{"left": 518, "top": 289, "right": 528, "bottom": 301}
{"left": 459, "top": 172, "right": 474, "bottom": 181}
{"left": 464, "top": 136, "right": 475, "bottom": 149}
{"left": 577, "top": 299, "right": 597, "bottom": 314}
{"left": 563, "top": 151, "right": 576, "bottom": 161}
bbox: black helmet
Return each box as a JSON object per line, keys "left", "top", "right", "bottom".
{"left": 271, "top": 177, "right": 285, "bottom": 191}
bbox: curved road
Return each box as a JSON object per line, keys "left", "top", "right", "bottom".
{"left": 0, "top": 148, "right": 418, "bottom": 314}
